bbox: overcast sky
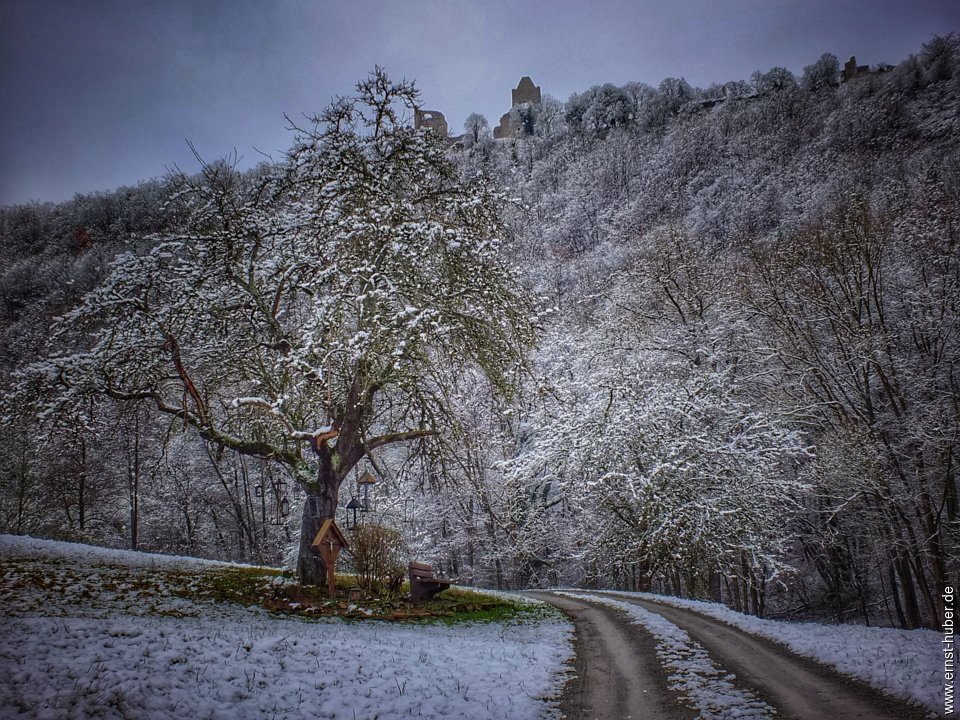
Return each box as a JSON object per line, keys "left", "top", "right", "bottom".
{"left": 1, "top": 0, "right": 957, "bottom": 206}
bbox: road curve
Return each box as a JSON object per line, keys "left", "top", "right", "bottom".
{"left": 525, "top": 591, "right": 696, "bottom": 720}
{"left": 591, "top": 591, "right": 930, "bottom": 720}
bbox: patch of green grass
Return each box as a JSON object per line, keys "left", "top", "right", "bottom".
{"left": 191, "top": 569, "right": 538, "bottom": 623}
{"left": 179, "top": 565, "right": 289, "bottom": 606}
{"left": 423, "top": 587, "right": 561, "bottom": 624}
{"left": 1, "top": 554, "right": 551, "bottom": 625}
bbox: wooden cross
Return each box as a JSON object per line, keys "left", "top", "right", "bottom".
{"left": 311, "top": 519, "right": 349, "bottom": 597}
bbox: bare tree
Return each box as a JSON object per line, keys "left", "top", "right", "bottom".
{"left": 464, "top": 113, "right": 489, "bottom": 145}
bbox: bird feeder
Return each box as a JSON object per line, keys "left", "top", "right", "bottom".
{"left": 357, "top": 471, "right": 378, "bottom": 512}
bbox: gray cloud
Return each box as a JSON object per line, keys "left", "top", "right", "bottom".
{"left": 1, "top": 0, "right": 957, "bottom": 205}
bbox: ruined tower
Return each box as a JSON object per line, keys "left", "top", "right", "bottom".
{"left": 841, "top": 56, "right": 870, "bottom": 82}
{"left": 511, "top": 76, "right": 542, "bottom": 106}
{"left": 494, "top": 76, "right": 542, "bottom": 139}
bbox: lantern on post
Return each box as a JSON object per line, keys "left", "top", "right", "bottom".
{"left": 344, "top": 497, "right": 363, "bottom": 529}
{"left": 310, "top": 519, "right": 349, "bottom": 596}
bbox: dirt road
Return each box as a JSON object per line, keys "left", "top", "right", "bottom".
{"left": 525, "top": 591, "right": 695, "bottom": 720}
{"left": 529, "top": 590, "right": 930, "bottom": 720}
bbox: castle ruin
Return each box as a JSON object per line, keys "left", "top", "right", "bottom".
{"left": 494, "top": 76, "right": 542, "bottom": 139}
{"left": 842, "top": 56, "right": 870, "bottom": 82}
{"left": 414, "top": 109, "right": 449, "bottom": 137}
{"left": 841, "top": 55, "right": 892, "bottom": 82}
{"left": 413, "top": 75, "right": 542, "bottom": 144}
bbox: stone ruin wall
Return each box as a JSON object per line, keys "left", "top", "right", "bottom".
{"left": 415, "top": 76, "right": 542, "bottom": 142}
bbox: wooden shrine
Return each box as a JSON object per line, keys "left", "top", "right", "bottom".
{"left": 311, "top": 519, "right": 350, "bottom": 596}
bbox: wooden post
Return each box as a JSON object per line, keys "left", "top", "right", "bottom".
{"left": 322, "top": 539, "right": 340, "bottom": 596}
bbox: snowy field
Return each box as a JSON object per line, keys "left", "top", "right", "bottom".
{"left": 0, "top": 536, "right": 573, "bottom": 720}
{"left": 603, "top": 589, "right": 942, "bottom": 714}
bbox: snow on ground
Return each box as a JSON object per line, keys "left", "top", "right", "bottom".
{"left": 604, "top": 590, "right": 941, "bottom": 714}
{"left": 559, "top": 591, "right": 775, "bottom": 720}
{"left": 0, "top": 535, "right": 573, "bottom": 720}
{"left": 0, "top": 534, "right": 242, "bottom": 570}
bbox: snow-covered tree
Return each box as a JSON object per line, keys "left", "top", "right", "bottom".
{"left": 801, "top": 53, "right": 840, "bottom": 92}
{"left": 463, "top": 113, "right": 489, "bottom": 145}
{"left": 745, "top": 197, "right": 959, "bottom": 627}
{"left": 12, "top": 69, "right": 534, "bottom": 585}
{"left": 509, "top": 268, "right": 808, "bottom": 603}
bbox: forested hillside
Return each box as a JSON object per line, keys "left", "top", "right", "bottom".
{"left": 2, "top": 38, "right": 957, "bottom": 630}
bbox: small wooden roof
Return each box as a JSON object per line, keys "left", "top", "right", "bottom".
{"left": 357, "top": 471, "right": 377, "bottom": 485}
{"left": 311, "top": 519, "right": 349, "bottom": 550}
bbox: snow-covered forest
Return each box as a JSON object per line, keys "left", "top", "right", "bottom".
{"left": 1, "top": 37, "right": 958, "bottom": 631}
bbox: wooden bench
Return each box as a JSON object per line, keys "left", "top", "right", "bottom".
{"left": 408, "top": 561, "right": 455, "bottom": 602}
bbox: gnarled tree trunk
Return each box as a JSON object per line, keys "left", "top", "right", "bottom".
{"left": 296, "top": 437, "right": 343, "bottom": 587}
